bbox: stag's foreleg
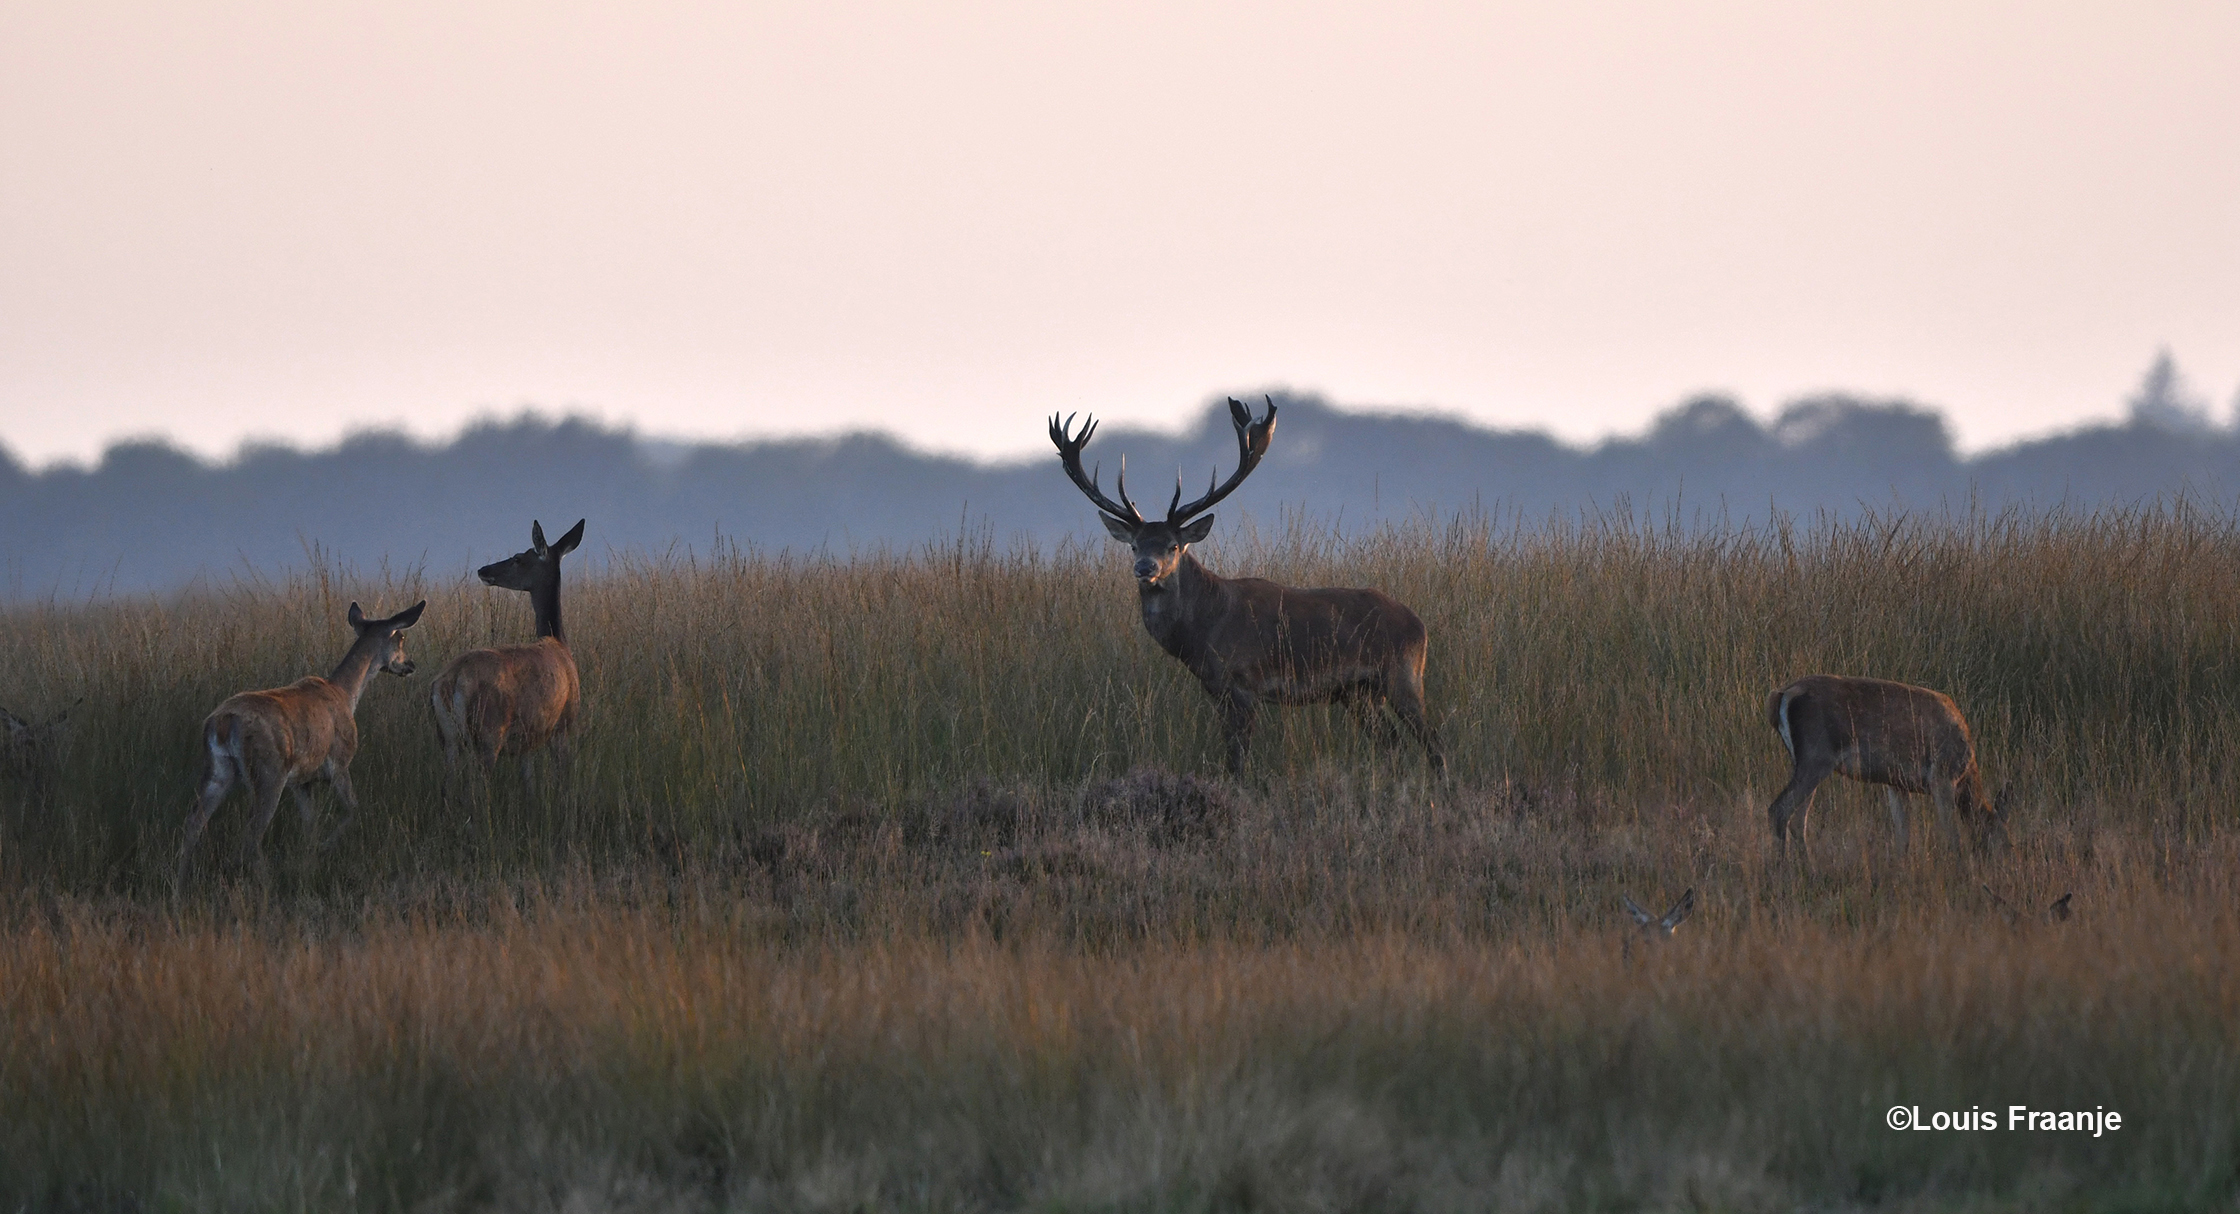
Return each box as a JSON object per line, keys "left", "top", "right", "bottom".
{"left": 1218, "top": 688, "right": 1258, "bottom": 777}
{"left": 1768, "top": 753, "right": 1834, "bottom": 858}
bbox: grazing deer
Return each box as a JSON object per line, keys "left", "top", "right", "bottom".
{"left": 1, "top": 700, "right": 77, "bottom": 805}
{"left": 1050, "top": 398, "right": 1443, "bottom": 776}
{"left": 178, "top": 600, "right": 426, "bottom": 886}
{"left": 1983, "top": 884, "right": 2073, "bottom": 926}
{"left": 1622, "top": 888, "right": 1696, "bottom": 952}
{"left": 430, "top": 519, "right": 584, "bottom": 797}
{"left": 1765, "top": 674, "right": 2005, "bottom": 856}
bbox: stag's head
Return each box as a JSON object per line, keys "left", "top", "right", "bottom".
{"left": 478, "top": 519, "right": 585, "bottom": 595}
{"left": 347, "top": 600, "right": 428, "bottom": 677}
{"left": 1049, "top": 397, "right": 1277, "bottom": 589}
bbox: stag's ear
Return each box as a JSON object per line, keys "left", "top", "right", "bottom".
{"left": 347, "top": 602, "right": 367, "bottom": 630}
{"left": 531, "top": 521, "right": 549, "bottom": 554}
{"left": 1100, "top": 514, "right": 1136, "bottom": 542}
{"left": 1621, "top": 895, "right": 1654, "bottom": 926}
{"left": 552, "top": 519, "right": 585, "bottom": 557}
{"left": 390, "top": 600, "right": 428, "bottom": 630}
{"left": 1661, "top": 888, "right": 1697, "bottom": 930}
{"left": 1177, "top": 514, "right": 1217, "bottom": 544}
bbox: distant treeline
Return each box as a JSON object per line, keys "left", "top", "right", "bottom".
{"left": 5, "top": 358, "right": 2238, "bottom": 597}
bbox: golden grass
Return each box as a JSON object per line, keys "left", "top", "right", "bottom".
{"left": 2, "top": 504, "right": 2238, "bottom": 1209}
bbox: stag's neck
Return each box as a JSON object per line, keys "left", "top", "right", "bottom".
{"left": 531, "top": 578, "right": 567, "bottom": 646}
{"left": 327, "top": 643, "right": 380, "bottom": 713}
{"left": 1137, "top": 551, "right": 1224, "bottom": 662}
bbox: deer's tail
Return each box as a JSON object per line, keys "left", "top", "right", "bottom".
{"left": 1767, "top": 686, "right": 1797, "bottom": 756}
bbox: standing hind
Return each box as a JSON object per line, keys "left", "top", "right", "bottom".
{"left": 179, "top": 600, "right": 425, "bottom": 886}
{"left": 432, "top": 520, "right": 583, "bottom": 798}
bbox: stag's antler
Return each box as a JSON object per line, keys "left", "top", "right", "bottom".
{"left": 1166, "top": 396, "right": 1277, "bottom": 523}
{"left": 1049, "top": 412, "right": 1144, "bottom": 525}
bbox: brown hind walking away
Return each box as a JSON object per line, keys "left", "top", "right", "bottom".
{"left": 178, "top": 600, "right": 426, "bottom": 887}
{"left": 431, "top": 519, "right": 584, "bottom": 800}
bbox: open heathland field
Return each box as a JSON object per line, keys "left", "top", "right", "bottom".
{"left": 3, "top": 505, "right": 2239, "bottom": 1211}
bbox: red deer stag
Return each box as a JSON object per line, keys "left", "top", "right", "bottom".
{"left": 1049, "top": 398, "right": 1443, "bottom": 776}
{"left": 178, "top": 600, "right": 426, "bottom": 886}
{"left": 1765, "top": 674, "right": 2005, "bottom": 856}
{"left": 431, "top": 519, "right": 584, "bottom": 798}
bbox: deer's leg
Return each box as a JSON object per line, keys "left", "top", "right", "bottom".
{"left": 177, "top": 754, "right": 236, "bottom": 889}
{"left": 1932, "top": 780, "right": 1965, "bottom": 855}
{"left": 319, "top": 762, "right": 358, "bottom": 850}
{"left": 1344, "top": 691, "right": 1402, "bottom": 751}
{"left": 1768, "top": 758, "right": 1832, "bottom": 858}
{"left": 1386, "top": 675, "right": 1446, "bottom": 776}
{"left": 1883, "top": 786, "right": 1910, "bottom": 853}
{"left": 1219, "top": 690, "right": 1258, "bottom": 777}
{"left": 239, "top": 771, "right": 289, "bottom": 880}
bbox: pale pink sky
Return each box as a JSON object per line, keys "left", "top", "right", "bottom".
{"left": 4, "top": 1, "right": 2237, "bottom": 467}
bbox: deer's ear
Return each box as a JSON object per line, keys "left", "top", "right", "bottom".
{"left": 1662, "top": 888, "right": 1697, "bottom": 929}
{"left": 1177, "top": 514, "right": 1216, "bottom": 544}
{"left": 347, "top": 602, "right": 366, "bottom": 630}
{"left": 1621, "top": 895, "right": 1654, "bottom": 926}
{"left": 552, "top": 519, "right": 585, "bottom": 557}
{"left": 392, "top": 600, "right": 428, "bottom": 630}
{"left": 531, "top": 521, "right": 549, "bottom": 554}
{"left": 0, "top": 708, "right": 28, "bottom": 742}
{"left": 1100, "top": 514, "right": 1136, "bottom": 542}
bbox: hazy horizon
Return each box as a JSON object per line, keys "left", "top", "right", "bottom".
{"left": 7, "top": 1, "right": 2238, "bottom": 467}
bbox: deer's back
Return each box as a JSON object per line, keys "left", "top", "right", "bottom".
{"left": 434, "top": 639, "right": 579, "bottom": 750}
{"left": 206, "top": 678, "right": 354, "bottom": 780}
{"left": 1212, "top": 579, "right": 1427, "bottom": 699}
{"left": 1774, "top": 674, "right": 1976, "bottom": 786}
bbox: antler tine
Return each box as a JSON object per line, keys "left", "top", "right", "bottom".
{"left": 1166, "top": 396, "right": 1279, "bottom": 523}
{"left": 1048, "top": 411, "right": 1142, "bottom": 525}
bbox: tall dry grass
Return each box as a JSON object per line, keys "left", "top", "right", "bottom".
{"left": 2, "top": 503, "right": 2239, "bottom": 1209}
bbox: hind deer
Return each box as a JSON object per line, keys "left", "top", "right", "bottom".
{"left": 431, "top": 519, "right": 584, "bottom": 799}
{"left": 1621, "top": 888, "right": 1696, "bottom": 958}
{"left": 1050, "top": 398, "right": 1443, "bottom": 776}
{"left": 1765, "top": 674, "right": 2005, "bottom": 857}
{"left": 2, "top": 700, "right": 77, "bottom": 806}
{"left": 178, "top": 600, "right": 426, "bottom": 886}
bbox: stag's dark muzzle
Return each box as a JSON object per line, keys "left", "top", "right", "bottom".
{"left": 1134, "top": 557, "right": 1157, "bottom": 581}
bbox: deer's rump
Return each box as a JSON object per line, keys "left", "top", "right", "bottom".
{"left": 431, "top": 641, "right": 578, "bottom": 755}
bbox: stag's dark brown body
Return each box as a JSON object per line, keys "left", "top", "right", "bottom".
{"left": 1053, "top": 398, "right": 1443, "bottom": 775}
{"left": 1765, "top": 674, "right": 2001, "bottom": 853}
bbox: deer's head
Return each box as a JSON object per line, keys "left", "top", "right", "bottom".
{"left": 347, "top": 600, "right": 428, "bottom": 677}
{"left": 1050, "top": 397, "right": 1276, "bottom": 589}
{"left": 478, "top": 519, "right": 584, "bottom": 595}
